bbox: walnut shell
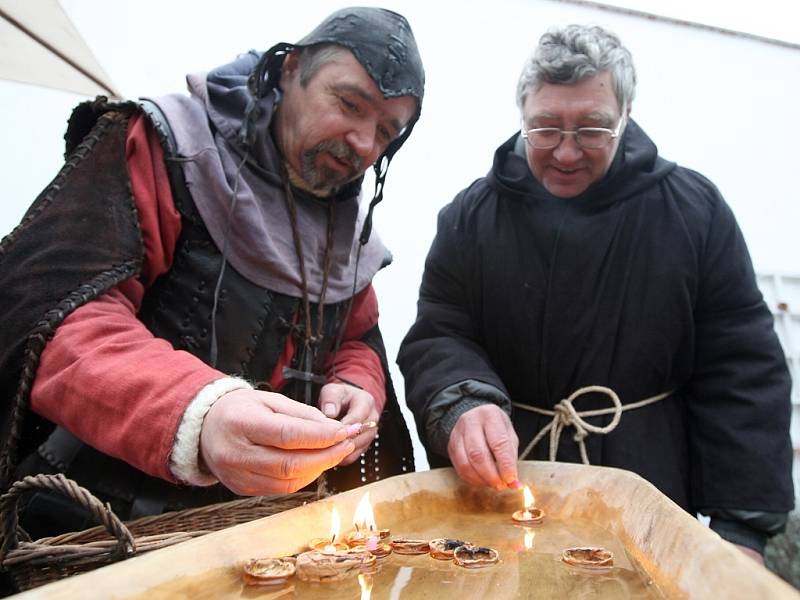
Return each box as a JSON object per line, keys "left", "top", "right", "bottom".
{"left": 561, "top": 546, "right": 614, "bottom": 569}
{"left": 242, "top": 557, "right": 296, "bottom": 586}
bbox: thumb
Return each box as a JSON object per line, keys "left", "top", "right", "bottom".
{"left": 318, "top": 384, "right": 348, "bottom": 419}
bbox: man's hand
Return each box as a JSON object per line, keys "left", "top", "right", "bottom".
{"left": 447, "top": 404, "right": 520, "bottom": 490}
{"left": 318, "top": 382, "right": 379, "bottom": 465}
{"left": 199, "top": 389, "right": 355, "bottom": 495}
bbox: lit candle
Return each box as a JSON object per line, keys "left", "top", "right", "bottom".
{"left": 353, "top": 493, "right": 377, "bottom": 533}
{"left": 322, "top": 507, "right": 341, "bottom": 554}
{"left": 512, "top": 485, "right": 545, "bottom": 524}
{"left": 522, "top": 486, "right": 535, "bottom": 520}
{"left": 350, "top": 492, "right": 392, "bottom": 558}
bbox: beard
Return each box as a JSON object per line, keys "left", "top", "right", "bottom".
{"left": 299, "top": 139, "right": 363, "bottom": 195}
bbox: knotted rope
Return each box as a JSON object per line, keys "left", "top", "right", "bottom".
{"left": 514, "top": 386, "right": 673, "bottom": 464}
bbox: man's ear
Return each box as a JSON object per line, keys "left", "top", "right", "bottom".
{"left": 281, "top": 50, "right": 300, "bottom": 78}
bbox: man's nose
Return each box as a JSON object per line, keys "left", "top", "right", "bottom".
{"left": 552, "top": 132, "right": 583, "bottom": 163}
{"left": 345, "top": 121, "right": 377, "bottom": 160}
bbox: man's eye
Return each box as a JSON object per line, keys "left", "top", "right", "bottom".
{"left": 533, "top": 129, "right": 560, "bottom": 139}
{"left": 340, "top": 97, "right": 358, "bottom": 112}
{"left": 377, "top": 126, "right": 392, "bottom": 143}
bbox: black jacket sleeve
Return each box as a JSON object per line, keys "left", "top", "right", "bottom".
{"left": 397, "top": 191, "right": 510, "bottom": 463}
{"left": 686, "top": 180, "right": 794, "bottom": 515}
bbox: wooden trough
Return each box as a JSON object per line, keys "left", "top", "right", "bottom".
{"left": 11, "top": 462, "right": 798, "bottom": 599}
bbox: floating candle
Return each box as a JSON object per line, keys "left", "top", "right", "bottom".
{"left": 316, "top": 506, "right": 344, "bottom": 554}
{"left": 511, "top": 485, "right": 545, "bottom": 524}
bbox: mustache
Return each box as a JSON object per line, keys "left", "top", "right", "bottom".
{"left": 307, "top": 139, "right": 363, "bottom": 173}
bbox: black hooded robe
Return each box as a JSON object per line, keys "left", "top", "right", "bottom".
{"left": 398, "top": 120, "right": 793, "bottom": 522}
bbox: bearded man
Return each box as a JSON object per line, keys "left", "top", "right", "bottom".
{"left": 0, "top": 7, "right": 425, "bottom": 539}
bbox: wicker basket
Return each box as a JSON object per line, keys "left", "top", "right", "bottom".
{"left": 0, "top": 473, "right": 318, "bottom": 592}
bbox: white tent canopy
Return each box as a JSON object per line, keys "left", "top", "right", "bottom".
{"left": 0, "top": 0, "right": 117, "bottom": 97}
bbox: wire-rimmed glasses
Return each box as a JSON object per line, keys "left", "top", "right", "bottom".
{"left": 521, "top": 116, "right": 625, "bottom": 150}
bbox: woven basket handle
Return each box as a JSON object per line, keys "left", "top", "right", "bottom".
{"left": 0, "top": 473, "right": 135, "bottom": 560}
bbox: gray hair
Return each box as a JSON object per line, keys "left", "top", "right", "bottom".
{"left": 298, "top": 43, "right": 350, "bottom": 86}
{"left": 516, "top": 25, "right": 636, "bottom": 111}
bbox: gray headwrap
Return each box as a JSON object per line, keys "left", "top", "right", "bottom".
{"left": 240, "top": 6, "right": 426, "bottom": 243}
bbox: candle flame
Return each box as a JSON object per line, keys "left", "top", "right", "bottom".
{"left": 353, "top": 492, "right": 377, "bottom": 531}
{"left": 522, "top": 485, "right": 535, "bottom": 510}
{"left": 329, "top": 506, "right": 341, "bottom": 542}
{"left": 524, "top": 527, "right": 535, "bottom": 550}
{"left": 358, "top": 573, "right": 373, "bottom": 600}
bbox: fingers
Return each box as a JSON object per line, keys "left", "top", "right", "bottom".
{"left": 200, "top": 390, "right": 357, "bottom": 495}
{"left": 339, "top": 413, "right": 379, "bottom": 465}
{"left": 447, "top": 404, "right": 519, "bottom": 490}
{"left": 216, "top": 440, "right": 356, "bottom": 496}
{"left": 242, "top": 411, "right": 349, "bottom": 450}
{"left": 199, "top": 387, "right": 385, "bottom": 496}
{"left": 213, "top": 389, "right": 349, "bottom": 449}
{"left": 319, "top": 383, "right": 373, "bottom": 425}
{"left": 484, "top": 414, "right": 520, "bottom": 486}
{"left": 448, "top": 433, "right": 485, "bottom": 487}
{"left": 202, "top": 440, "right": 357, "bottom": 496}
{"left": 460, "top": 415, "right": 504, "bottom": 488}
{"left": 318, "top": 383, "right": 348, "bottom": 419}
{"left": 260, "top": 391, "right": 334, "bottom": 423}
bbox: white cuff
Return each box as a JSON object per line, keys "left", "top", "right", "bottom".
{"left": 169, "top": 376, "right": 253, "bottom": 486}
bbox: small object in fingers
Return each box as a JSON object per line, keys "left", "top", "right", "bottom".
{"left": 561, "top": 546, "right": 614, "bottom": 569}
{"left": 429, "top": 537, "right": 470, "bottom": 560}
{"left": 391, "top": 538, "right": 432, "bottom": 555}
{"left": 361, "top": 420, "right": 378, "bottom": 429}
{"left": 453, "top": 545, "right": 500, "bottom": 569}
{"left": 242, "top": 556, "right": 296, "bottom": 586}
{"left": 346, "top": 423, "right": 363, "bottom": 437}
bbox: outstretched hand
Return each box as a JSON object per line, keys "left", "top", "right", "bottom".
{"left": 447, "top": 404, "right": 520, "bottom": 490}
{"left": 318, "top": 382, "right": 380, "bottom": 465}
{"left": 199, "top": 388, "right": 355, "bottom": 495}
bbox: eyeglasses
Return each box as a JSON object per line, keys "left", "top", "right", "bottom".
{"left": 521, "top": 117, "right": 625, "bottom": 150}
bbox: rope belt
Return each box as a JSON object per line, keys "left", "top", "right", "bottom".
{"left": 513, "top": 386, "right": 674, "bottom": 464}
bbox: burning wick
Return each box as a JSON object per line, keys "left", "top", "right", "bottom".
{"left": 348, "top": 492, "right": 392, "bottom": 558}
{"left": 359, "top": 573, "right": 373, "bottom": 600}
{"left": 512, "top": 485, "right": 545, "bottom": 524}
{"left": 322, "top": 507, "right": 341, "bottom": 554}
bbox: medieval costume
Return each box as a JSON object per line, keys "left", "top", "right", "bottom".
{"left": 398, "top": 120, "right": 793, "bottom": 553}
{"left": 0, "top": 7, "right": 424, "bottom": 537}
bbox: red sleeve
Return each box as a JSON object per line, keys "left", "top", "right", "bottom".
{"left": 323, "top": 284, "right": 387, "bottom": 413}
{"left": 30, "top": 114, "right": 225, "bottom": 481}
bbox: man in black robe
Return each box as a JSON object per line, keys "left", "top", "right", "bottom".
{"left": 398, "top": 24, "right": 793, "bottom": 561}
